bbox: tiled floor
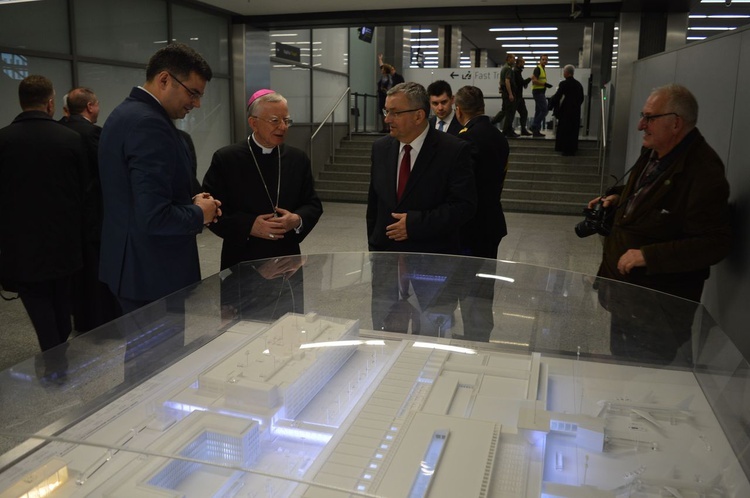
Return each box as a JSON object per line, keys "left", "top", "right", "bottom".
{"left": 0, "top": 202, "right": 604, "bottom": 371}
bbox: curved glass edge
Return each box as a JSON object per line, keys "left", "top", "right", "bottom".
{"left": 0, "top": 252, "right": 748, "bottom": 494}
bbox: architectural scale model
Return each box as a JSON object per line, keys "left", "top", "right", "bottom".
{"left": 1, "top": 312, "right": 748, "bottom": 498}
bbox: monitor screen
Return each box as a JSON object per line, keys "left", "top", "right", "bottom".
{"left": 358, "top": 26, "right": 374, "bottom": 43}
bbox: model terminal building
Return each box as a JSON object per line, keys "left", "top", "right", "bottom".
{"left": 3, "top": 312, "right": 747, "bottom": 497}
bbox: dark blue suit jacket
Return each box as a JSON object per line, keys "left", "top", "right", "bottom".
{"left": 366, "top": 126, "right": 476, "bottom": 254}
{"left": 98, "top": 87, "right": 204, "bottom": 302}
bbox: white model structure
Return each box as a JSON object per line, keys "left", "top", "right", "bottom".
{"left": 1, "top": 313, "right": 749, "bottom": 498}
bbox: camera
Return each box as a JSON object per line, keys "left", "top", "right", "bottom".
{"left": 575, "top": 198, "right": 613, "bottom": 238}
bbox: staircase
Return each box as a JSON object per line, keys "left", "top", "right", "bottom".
{"left": 502, "top": 137, "right": 602, "bottom": 215}
{"left": 315, "top": 132, "right": 603, "bottom": 215}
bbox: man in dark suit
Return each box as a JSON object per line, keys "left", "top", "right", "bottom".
{"left": 454, "top": 86, "right": 510, "bottom": 259}
{"left": 453, "top": 85, "right": 510, "bottom": 341}
{"left": 427, "top": 80, "right": 462, "bottom": 136}
{"left": 99, "top": 43, "right": 221, "bottom": 314}
{"left": 61, "top": 87, "right": 120, "bottom": 331}
{"left": 366, "top": 82, "right": 476, "bottom": 255}
{"left": 0, "top": 75, "right": 87, "bottom": 351}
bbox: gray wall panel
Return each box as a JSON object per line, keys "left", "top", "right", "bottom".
{"left": 675, "top": 35, "right": 740, "bottom": 165}
{"left": 625, "top": 52, "right": 678, "bottom": 169}
{"left": 702, "top": 29, "right": 750, "bottom": 358}
{"left": 630, "top": 27, "right": 750, "bottom": 359}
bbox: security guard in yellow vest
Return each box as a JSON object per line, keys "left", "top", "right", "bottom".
{"left": 530, "top": 54, "right": 553, "bottom": 137}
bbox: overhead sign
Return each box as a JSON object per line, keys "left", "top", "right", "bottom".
{"left": 402, "top": 67, "right": 590, "bottom": 99}
{"left": 275, "top": 42, "right": 300, "bottom": 62}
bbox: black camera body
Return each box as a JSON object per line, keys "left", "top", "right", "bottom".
{"left": 575, "top": 199, "right": 614, "bottom": 238}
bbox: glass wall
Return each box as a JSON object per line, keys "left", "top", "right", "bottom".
{"left": 267, "top": 27, "right": 349, "bottom": 126}
{"left": 0, "top": 0, "right": 231, "bottom": 184}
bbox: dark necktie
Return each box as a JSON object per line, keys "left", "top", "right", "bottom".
{"left": 438, "top": 120, "right": 445, "bottom": 132}
{"left": 397, "top": 144, "right": 412, "bottom": 201}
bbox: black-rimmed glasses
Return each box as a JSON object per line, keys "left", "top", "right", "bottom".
{"left": 382, "top": 108, "right": 421, "bottom": 117}
{"left": 639, "top": 112, "right": 678, "bottom": 124}
{"left": 168, "top": 72, "right": 204, "bottom": 101}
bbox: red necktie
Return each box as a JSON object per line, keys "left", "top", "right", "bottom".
{"left": 397, "top": 144, "right": 411, "bottom": 201}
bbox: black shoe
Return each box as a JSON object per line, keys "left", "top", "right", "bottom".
{"left": 532, "top": 131, "right": 545, "bottom": 138}
{"left": 520, "top": 129, "right": 532, "bottom": 136}
{"left": 504, "top": 131, "right": 519, "bottom": 138}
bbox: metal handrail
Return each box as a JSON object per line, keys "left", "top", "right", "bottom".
{"left": 598, "top": 86, "right": 608, "bottom": 194}
{"left": 310, "top": 87, "right": 351, "bottom": 167}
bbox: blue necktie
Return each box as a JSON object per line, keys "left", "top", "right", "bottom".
{"left": 438, "top": 120, "right": 445, "bottom": 132}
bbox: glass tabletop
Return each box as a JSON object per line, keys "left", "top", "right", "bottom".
{"left": 1, "top": 253, "right": 748, "bottom": 497}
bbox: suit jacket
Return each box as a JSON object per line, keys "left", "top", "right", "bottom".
{"left": 61, "top": 114, "right": 103, "bottom": 243}
{"left": 202, "top": 140, "right": 323, "bottom": 270}
{"left": 366, "top": 126, "right": 476, "bottom": 254}
{"left": 429, "top": 115, "right": 462, "bottom": 136}
{"left": 457, "top": 115, "right": 509, "bottom": 256}
{"left": 598, "top": 129, "right": 731, "bottom": 301}
{"left": 98, "top": 87, "right": 205, "bottom": 302}
{"left": 0, "top": 111, "right": 86, "bottom": 287}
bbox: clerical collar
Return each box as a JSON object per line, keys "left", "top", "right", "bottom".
{"left": 251, "top": 133, "right": 275, "bottom": 154}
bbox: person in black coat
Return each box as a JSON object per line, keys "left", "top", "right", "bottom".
{"left": 548, "top": 64, "right": 585, "bottom": 156}
{"left": 202, "top": 89, "right": 322, "bottom": 270}
{"left": 453, "top": 85, "right": 511, "bottom": 342}
{"left": 0, "top": 75, "right": 87, "bottom": 351}
{"left": 61, "top": 87, "right": 121, "bottom": 331}
{"left": 454, "top": 86, "right": 509, "bottom": 259}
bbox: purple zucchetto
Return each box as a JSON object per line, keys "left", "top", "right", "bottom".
{"left": 247, "top": 89, "right": 275, "bottom": 107}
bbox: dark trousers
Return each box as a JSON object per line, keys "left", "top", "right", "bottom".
{"left": 18, "top": 276, "right": 73, "bottom": 351}
{"left": 516, "top": 97, "right": 529, "bottom": 132}
{"left": 491, "top": 95, "right": 518, "bottom": 134}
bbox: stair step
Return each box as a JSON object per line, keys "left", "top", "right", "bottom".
{"left": 319, "top": 171, "right": 370, "bottom": 182}
{"left": 503, "top": 199, "right": 586, "bottom": 216}
{"left": 503, "top": 188, "right": 594, "bottom": 204}
{"left": 324, "top": 163, "right": 370, "bottom": 173}
{"left": 315, "top": 179, "right": 370, "bottom": 192}
{"left": 506, "top": 170, "right": 600, "bottom": 182}
{"left": 509, "top": 162, "right": 599, "bottom": 173}
{"left": 504, "top": 179, "right": 599, "bottom": 193}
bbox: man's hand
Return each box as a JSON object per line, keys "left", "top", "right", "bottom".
{"left": 617, "top": 249, "right": 646, "bottom": 275}
{"left": 273, "top": 207, "right": 302, "bottom": 232}
{"left": 587, "top": 194, "right": 619, "bottom": 209}
{"left": 386, "top": 212, "right": 408, "bottom": 241}
{"left": 193, "top": 193, "right": 222, "bottom": 224}
{"left": 250, "top": 212, "right": 286, "bottom": 241}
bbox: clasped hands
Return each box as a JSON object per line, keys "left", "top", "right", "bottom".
{"left": 251, "top": 207, "right": 301, "bottom": 241}
{"left": 193, "top": 192, "right": 222, "bottom": 225}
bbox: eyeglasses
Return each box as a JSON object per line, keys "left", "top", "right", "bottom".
{"left": 383, "top": 108, "right": 421, "bottom": 117}
{"left": 251, "top": 115, "right": 293, "bottom": 127}
{"left": 639, "top": 112, "right": 678, "bottom": 124}
{"left": 168, "top": 72, "right": 204, "bottom": 101}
